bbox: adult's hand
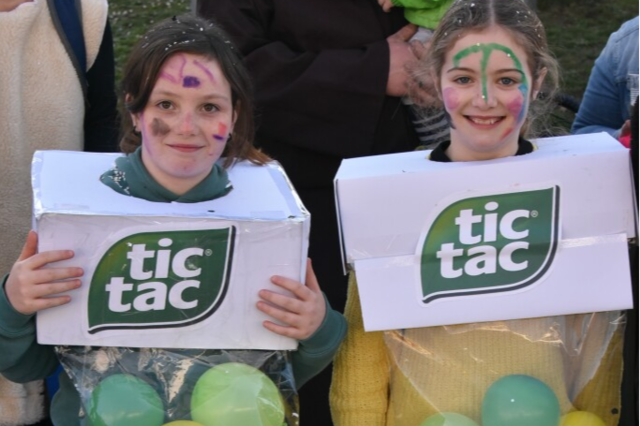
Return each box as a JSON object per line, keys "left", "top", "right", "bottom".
{"left": 406, "top": 38, "right": 440, "bottom": 107}
{"left": 386, "top": 24, "right": 418, "bottom": 97}
{"left": 378, "top": 0, "right": 395, "bottom": 12}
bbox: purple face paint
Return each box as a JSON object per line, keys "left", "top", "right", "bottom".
{"left": 193, "top": 60, "right": 216, "bottom": 85}
{"left": 183, "top": 76, "right": 201, "bottom": 88}
{"left": 151, "top": 118, "right": 171, "bottom": 136}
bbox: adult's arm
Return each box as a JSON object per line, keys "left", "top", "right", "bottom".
{"left": 0, "top": 276, "right": 59, "bottom": 383}
{"left": 84, "top": 20, "right": 119, "bottom": 153}
{"left": 329, "top": 274, "right": 390, "bottom": 426}
{"left": 198, "top": 0, "right": 399, "bottom": 159}
{"left": 572, "top": 19, "right": 638, "bottom": 137}
{"left": 571, "top": 44, "right": 624, "bottom": 137}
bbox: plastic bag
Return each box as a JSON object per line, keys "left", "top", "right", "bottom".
{"left": 56, "top": 346, "right": 298, "bottom": 426}
{"left": 383, "top": 311, "right": 625, "bottom": 426}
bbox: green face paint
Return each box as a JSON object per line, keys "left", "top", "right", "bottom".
{"left": 452, "top": 43, "right": 528, "bottom": 102}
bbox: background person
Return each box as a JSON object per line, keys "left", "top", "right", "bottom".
{"left": 0, "top": 0, "right": 118, "bottom": 424}
{"left": 571, "top": 16, "right": 639, "bottom": 140}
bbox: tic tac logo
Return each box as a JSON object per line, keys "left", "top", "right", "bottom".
{"left": 88, "top": 228, "right": 235, "bottom": 333}
{"left": 420, "top": 186, "right": 559, "bottom": 303}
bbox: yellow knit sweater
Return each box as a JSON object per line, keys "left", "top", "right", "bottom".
{"left": 330, "top": 273, "right": 624, "bottom": 426}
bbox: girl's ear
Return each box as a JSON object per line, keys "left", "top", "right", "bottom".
{"left": 531, "top": 67, "right": 548, "bottom": 100}
{"left": 125, "top": 94, "right": 141, "bottom": 132}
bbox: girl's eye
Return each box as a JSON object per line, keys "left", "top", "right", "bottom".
{"left": 203, "top": 103, "right": 219, "bottom": 113}
{"left": 499, "top": 77, "right": 517, "bottom": 86}
{"left": 454, "top": 76, "right": 472, "bottom": 85}
{"left": 157, "top": 100, "right": 173, "bottom": 110}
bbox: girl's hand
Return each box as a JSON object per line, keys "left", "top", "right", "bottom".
{"left": 5, "top": 231, "right": 83, "bottom": 315}
{"left": 378, "top": 0, "right": 395, "bottom": 12}
{"left": 257, "top": 259, "right": 326, "bottom": 340}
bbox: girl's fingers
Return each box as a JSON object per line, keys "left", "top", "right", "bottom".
{"left": 17, "top": 231, "right": 38, "bottom": 262}
{"left": 269, "top": 275, "right": 313, "bottom": 301}
{"left": 262, "top": 320, "right": 301, "bottom": 339}
{"left": 31, "top": 267, "right": 83, "bottom": 285}
{"left": 303, "top": 259, "right": 321, "bottom": 293}
{"left": 25, "top": 250, "right": 75, "bottom": 270}
{"left": 30, "top": 295, "right": 73, "bottom": 312}
{"left": 257, "top": 300, "right": 300, "bottom": 327}
{"left": 259, "top": 288, "right": 308, "bottom": 314}
{"left": 30, "top": 279, "right": 82, "bottom": 299}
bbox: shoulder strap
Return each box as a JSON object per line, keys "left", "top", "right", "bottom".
{"left": 47, "top": 0, "right": 88, "bottom": 101}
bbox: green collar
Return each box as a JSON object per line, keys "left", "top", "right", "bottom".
{"left": 100, "top": 147, "right": 232, "bottom": 203}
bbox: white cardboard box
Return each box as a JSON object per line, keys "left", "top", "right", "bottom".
{"left": 33, "top": 151, "right": 310, "bottom": 350}
{"left": 334, "top": 133, "right": 637, "bottom": 331}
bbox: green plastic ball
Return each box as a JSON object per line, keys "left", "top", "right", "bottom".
{"left": 419, "top": 412, "right": 479, "bottom": 426}
{"left": 88, "top": 374, "right": 164, "bottom": 426}
{"left": 481, "top": 374, "right": 560, "bottom": 426}
{"left": 191, "top": 362, "right": 285, "bottom": 426}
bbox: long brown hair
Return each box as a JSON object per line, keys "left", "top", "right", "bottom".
{"left": 118, "top": 14, "right": 269, "bottom": 167}
{"left": 414, "top": 0, "right": 560, "bottom": 138}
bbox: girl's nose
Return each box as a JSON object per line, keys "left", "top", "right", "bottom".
{"left": 176, "top": 112, "right": 196, "bottom": 135}
{"left": 472, "top": 86, "right": 498, "bottom": 108}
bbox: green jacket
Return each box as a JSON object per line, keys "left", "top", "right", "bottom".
{"left": 0, "top": 151, "right": 347, "bottom": 425}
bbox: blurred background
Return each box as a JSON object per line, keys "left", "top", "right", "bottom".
{"left": 108, "top": 0, "right": 638, "bottom": 132}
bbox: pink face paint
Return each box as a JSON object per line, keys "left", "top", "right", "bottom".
{"left": 177, "top": 54, "right": 187, "bottom": 78}
{"left": 506, "top": 96, "right": 524, "bottom": 121}
{"left": 500, "top": 127, "right": 514, "bottom": 140}
{"left": 182, "top": 76, "right": 201, "bottom": 88}
{"left": 159, "top": 72, "right": 179, "bottom": 84}
{"left": 212, "top": 123, "right": 228, "bottom": 141}
{"left": 193, "top": 60, "right": 216, "bottom": 84}
{"left": 443, "top": 87, "right": 460, "bottom": 111}
{"left": 151, "top": 118, "right": 171, "bottom": 136}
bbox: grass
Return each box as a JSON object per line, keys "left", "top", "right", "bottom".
{"left": 109, "top": 0, "right": 190, "bottom": 84}
{"left": 107, "top": 0, "right": 638, "bottom": 131}
{"left": 537, "top": 0, "right": 637, "bottom": 100}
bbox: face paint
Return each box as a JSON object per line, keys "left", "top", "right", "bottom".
{"left": 453, "top": 43, "right": 529, "bottom": 103}
{"left": 194, "top": 59, "right": 216, "bottom": 84}
{"left": 213, "top": 123, "right": 228, "bottom": 141}
{"left": 182, "top": 76, "right": 201, "bottom": 88}
{"left": 443, "top": 87, "right": 460, "bottom": 110}
{"left": 159, "top": 72, "right": 179, "bottom": 84}
{"left": 151, "top": 118, "right": 171, "bottom": 136}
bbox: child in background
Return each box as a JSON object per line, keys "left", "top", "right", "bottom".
{"left": 0, "top": 14, "right": 346, "bottom": 425}
{"left": 330, "top": 1, "right": 624, "bottom": 425}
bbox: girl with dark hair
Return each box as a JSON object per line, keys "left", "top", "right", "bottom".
{"left": 0, "top": 14, "right": 345, "bottom": 425}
